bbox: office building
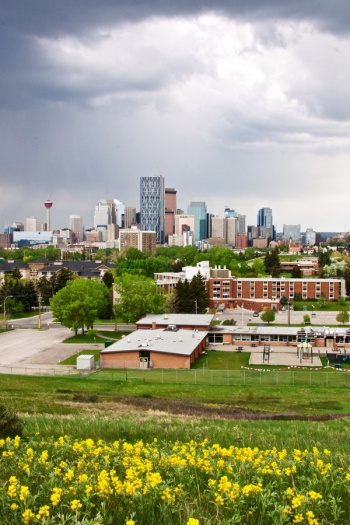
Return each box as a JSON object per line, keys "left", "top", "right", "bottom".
{"left": 257, "top": 207, "right": 273, "bottom": 228}
{"left": 187, "top": 202, "right": 207, "bottom": 242}
{"left": 283, "top": 224, "right": 301, "bottom": 244}
{"left": 175, "top": 214, "right": 195, "bottom": 237}
{"left": 26, "top": 216, "right": 44, "bottom": 232}
{"left": 69, "top": 215, "right": 84, "bottom": 243}
{"left": 94, "top": 200, "right": 112, "bottom": 229}
{"left": 119, "top": 226, "right": 156, "bottom": 255}
{"left": 305, "top": 228, "right": 316, "bottom": 246}
{"left": 124, "top": 207, "right": 137, "bottom": 229}
{"left": 165, "top": 187, "right": 177, "bottom": 242}
{"left": 237, "top": 214, "right": 246, "bottom": 234}
{"left": 140, "top": 174, "right": 165, "bottom": 244}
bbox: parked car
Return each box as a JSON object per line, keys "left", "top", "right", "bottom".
{"left": 253, "top": 311, "right": 259, "bottom": 317}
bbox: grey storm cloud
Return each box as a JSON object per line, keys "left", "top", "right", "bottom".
{"left": 1, "top": 0, "right": 350, "bottom": 232}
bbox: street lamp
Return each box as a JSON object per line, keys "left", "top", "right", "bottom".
{"left": 3, "top": 295, "right": 13, "bottom": 328}
{"left": 287, "top": 299, "right": 291, "bottom": 327}
{"left": 38, "top": 294, "right": 42, "bottom": 330}
{"left": 194, "top": 300, "right": 198, "bottom": 314}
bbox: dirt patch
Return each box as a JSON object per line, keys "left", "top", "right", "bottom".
{"left": 56, "top": 395, "right": 350, "bottom": 421}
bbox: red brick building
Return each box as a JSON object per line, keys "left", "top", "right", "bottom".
{"left": 207, "top": 277, "right": 345, "bottom": 311}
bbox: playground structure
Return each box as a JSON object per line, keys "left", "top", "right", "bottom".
{"left": 263, "top": 344, "right": 270, "bottom": 363}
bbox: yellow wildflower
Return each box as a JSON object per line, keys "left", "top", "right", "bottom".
{"left": 71, "top": 499, "right": 83, "bottom": 511}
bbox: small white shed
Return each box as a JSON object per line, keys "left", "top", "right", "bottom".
{"left": 76, "top": 354, "right": 95, "bottom": 371}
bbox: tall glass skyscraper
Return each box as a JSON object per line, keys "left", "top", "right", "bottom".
{"left": 140, "top": 174, "right": 165, "bottom": 244}
{"left": 257, "top": 207, "right": 273, "bottom": 228}
{"left": 187, "top": 201, "right": 207, "bottom": 242}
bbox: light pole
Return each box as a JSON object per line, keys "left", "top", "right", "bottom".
{"left": 287, "top": 299, "right": 291, "bottom": 327}
{"left": 38, "top": 294, "right": 42, "bottom": 330}
{"left": 3, "top": 295, "right": 13, "bottom": 328}
{"left": 194, "top": 300, "right": 198, "bottom": 314}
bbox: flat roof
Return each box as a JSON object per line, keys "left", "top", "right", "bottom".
{"left": 101, "top": 329, "right": 208, "bottom": 357}
{"left": 136, "top": 313, "right": 214, "bottom": 326}
{"left": 217, "top": 325, "right": 350, "bottom": 337}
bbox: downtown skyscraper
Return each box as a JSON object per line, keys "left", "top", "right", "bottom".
{"left": 140, "top": 174, "right": 165, "bottom": 244}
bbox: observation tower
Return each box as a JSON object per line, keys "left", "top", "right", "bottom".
{"left": 44, "top": 199, "right": 53, "bottom": 231}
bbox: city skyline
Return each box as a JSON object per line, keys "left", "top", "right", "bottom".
{"left": 1, "top": 2, "right": 350, "bottom": 231}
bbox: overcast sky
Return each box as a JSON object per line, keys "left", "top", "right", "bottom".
{"left": 1, "top": 0, "right": 350, "bottom": 233}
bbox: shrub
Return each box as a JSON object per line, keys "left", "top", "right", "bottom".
{"left": 0, "top": 404, "right": 24, "bottom": 438}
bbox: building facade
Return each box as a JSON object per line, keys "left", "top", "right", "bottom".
{"left": 69, "top": 215, "right": 84, "bottom": 243}
{"left": 140, "top": 174, "right": 165, "bottom": 244}
{"left": 207, "top": 276, "right": 345, "bottom": 310}
{"left": 187, "top": 202, "right": 207, "bottom": 243}
{"left": 119, "top": 227, "right": 156, "bottom": 255}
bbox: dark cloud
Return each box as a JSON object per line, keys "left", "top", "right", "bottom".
{"left": 1, "top": 0, "right": 350, "bottom": 231}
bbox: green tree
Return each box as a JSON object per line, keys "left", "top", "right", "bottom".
{"left": 260, "top": 308, "right": 276, "bottom": 324}
{"left": 102, "top": 271, "right": 114, "bottom": 289}
{"left": 291, "top": 265, "right": 302, "bottom": 278}
{"left": 318, "top": 249, "right": 331, "bottom": 268}
{"left": 114, "top": 274, "right": 166, "bottom": 324}
{"left": 264, "top": 248, "right": 281, "bottom": 277}
{"left": 303, "top": 314, "right": 311, "bottom": 324}
{"left": 50, "top": 279, "right": 109, "bottom": 335}
{"left": 336, "top": 310, "right": 349, "bottom": 325}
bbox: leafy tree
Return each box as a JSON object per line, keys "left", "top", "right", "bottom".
{"left": 164, "top": 292, "right": 179, "bottom": 314}
{"left": 114, "top": 274, "right": 166, "bottom": 324}
{"left": 102, "top": 271, "right": 114, "bottom": 289}
{"left": 50, "top": 279, "right": 109, "bottom": 335}
{"left": 303, "top": 314, "right": 311, "bottom": 324}
{"left": 252, "top": 259, "right": 266, "bottom": 276}
{"left": 291, "top": 265, "right": 302, "bottom": 278}
{"left": 51, "top": 267, "right": 76, "bottom": 294}
{"left": 280, "top": 295, "right": 288, "bottom": 307}
{"left": 260, "top": 308, "right": 276, "bottom": 324}
{"left": 336, "top": 310, "right": 349, "bottom": 325}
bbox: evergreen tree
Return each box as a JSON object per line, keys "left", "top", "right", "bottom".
{"left": 191, "top": 272, "right": 209, "bottom": 313}
{"left": 291, "top": 265, "right": 302, "bottom": 278}
{"left": 264, "top": 248, "right": 281, "bottom": 277}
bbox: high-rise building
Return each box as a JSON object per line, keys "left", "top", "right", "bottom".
{"left": 119, "top": 226, "right": 156, "bottom": 255}
{"left": 211, "top": 217, "right": 237, "bottom": 246}
{"left": 94, "top": 200, "right": 112, "bottom": 229}
{"left": 140, "top": 174, "right": 165, "bottom": 244}
{"left": 175, "top": 214, "right": 195, "bottom": 236}
{"left": 69, "top": 214, "right": 84, "bottom": 243}
{"left": 237, "top": 214, "right": 246, "bottom": 234}
{"left": 283, "top": 224, "right": 301, "bottom": 244}
{"left": 26, "top": 216, "right": 44, "bottom": 232}
{"left": 257, "top": 207, "right": 273, "bottom": 228}
{"left": 305, "top": 228, "right": 316, "bottom": 246}
{"left": 124, "top": 207, "right": 137, "bottom": 228}
{"left": 187, "top": 202, "right": 207, "bottom": 242}
{"left": 165, "top": 187, "right": 177, "bottom": 242}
